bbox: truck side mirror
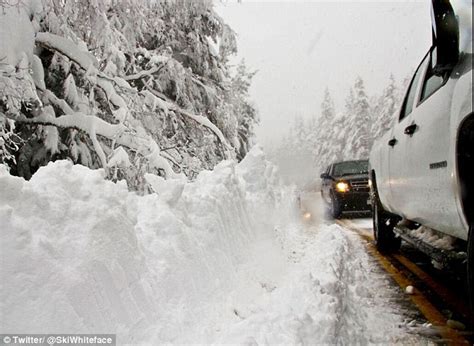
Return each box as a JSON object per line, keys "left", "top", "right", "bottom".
{"left": 320, "top": 173, "right": 329, "bottom": 179}
{"left": 431, "top": 0, "right": 459, "bottom": 73}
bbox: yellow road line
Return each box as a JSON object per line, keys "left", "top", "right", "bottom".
{"left": 341, "top": 219, "right": 473, "bottom": 323}
{"left": 393, "top": 253, "right": 474, "bottom": 323}
{"left": 337, "top": 220, "right": 470, "bottom": 345}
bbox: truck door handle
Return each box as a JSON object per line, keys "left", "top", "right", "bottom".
{"left": 404, "top": 123, "right": 418, "bottom": 135}
{"left": 388, "top": 138, "right": 398, "bottom": 147}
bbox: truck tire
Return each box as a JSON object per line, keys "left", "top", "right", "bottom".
{"left": 372, "top": 185, "right": 401, "bottom": 252}
{"left": 468, "top": 224, "right": 474, "bottom": 311}
{"left": 330, "top": 192, "right": 342, "bottom": 219}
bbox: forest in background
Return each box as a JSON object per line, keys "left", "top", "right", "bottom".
{"left": 0, "top": 0, "right": 257, "bottom": 191}
{"left": 269, "top": 75, "right": 409, "bottom": 188}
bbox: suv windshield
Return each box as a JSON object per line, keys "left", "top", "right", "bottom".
{"left": 333, "top": 160, "right": 368, "bottom": 177}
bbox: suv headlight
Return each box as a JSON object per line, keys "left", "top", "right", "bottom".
{"left": 335, "top": 181, "right": 349, "bottom": 192}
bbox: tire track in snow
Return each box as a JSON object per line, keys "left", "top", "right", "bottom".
{"left": 339, "top": 219, "right": 471, "bottom": 344}
{"left": 213, "top": 223, "right": 426, "bottom": 344}
{"left": 313, "top": 225, "right": 414, "bottom": 344}
{"left": 330, "top": 224, "right": 407, "bottom": 344}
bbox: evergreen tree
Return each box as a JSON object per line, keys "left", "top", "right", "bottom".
{"left": 332, "top": 111, "right": 350, "bottom": 162}
{"left": 270, "top": 75, "right": 406, "bottom": 188}
{"left": 344, "top": 77, "right": 370, "bottom": 159}
{"left": 0, "top": 0, "right": 258, "bottom": 191}
{"left": 371, "top": 74, "right": 397, "bottom": 143}
{"left": 315, "top": 88, "right": 335, "bottom": 164}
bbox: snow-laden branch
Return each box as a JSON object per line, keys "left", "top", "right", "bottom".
{"left": 4, "top": 111, "right": 126, "bottom": 141}
{"left": 36, "top": 32, "right": 128, "bottom": 117}
{"left": 34, "top": 33, "right": 181, "bottom": 178}
{"left": 179, "top": 108, "right": 231, "bottom": 150}
{"left": 36, "top": 32, "right": 99, "bottom": 70}
{"left": 123, "top": 69, "right": 230, "bottom": 154}
{"left": 123, "top": 66, "right": 162, "bottom": 81}
{"left": 42, "top": 90, "right": 75, "bottom": 115}
{"left": 36, "top": 32, "right": 232, "bottom": 159}
{"left": 143, "top": 83, "right": 232, "bottom": 154}
{"left": 41, "top": 90, "right": 107, "bottom": 168}
{"left": 3, "top": 107, "right": 178, "bottom": 178}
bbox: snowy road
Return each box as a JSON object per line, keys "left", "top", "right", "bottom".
{"left": 338, "top": 218, "right": 474, "bottom": 344}
{"left": 208, "top": 194, "right": 427, "bottom": 344}
{"left": 1, "top": 158, "right": 469, "bottom": 344}
{"left": 291, "top": 192, "right": 472, "bottom": 344}
{"left": 212, "top": 227, "right": 420, "bottom": 344}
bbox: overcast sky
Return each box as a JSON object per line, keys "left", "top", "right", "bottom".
{"left": 215, "top": 1, "right": 432, "bottom": 145}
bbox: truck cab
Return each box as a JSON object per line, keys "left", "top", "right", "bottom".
{"left": 321, "top": 160, "right": 370, "bottom": 219}
{"left": 369, "top": 0, "right": 473, "bottom": 307}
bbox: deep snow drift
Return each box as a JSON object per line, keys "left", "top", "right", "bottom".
{"left": 0, "top": 148, "right": 297, "bottom": 343}
{"left": 1, "top": 148, "right": 421, "bottom": 344}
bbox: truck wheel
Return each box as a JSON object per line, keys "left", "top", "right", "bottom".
{"left": 372, "top": 187, "right": 401, "bottom": 252}
{"left": 468, "top": 224, "right": 474, "bottom": 311}
{"left": 330, "top": 192, "right": 342, "bottom": 219}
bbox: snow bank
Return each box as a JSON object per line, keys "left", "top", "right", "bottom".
{"left": 0, "top": 147, "right": 299, "bottom": 343}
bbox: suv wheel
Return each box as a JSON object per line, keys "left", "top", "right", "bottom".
{"left": 468, "top": 224, "right": 474, "bottom": 311}
{"left": 330, "top": 192, "right": 342, "bottom": 219}
{"left": 372, "top": 185, "right": 401, "bottom": 252}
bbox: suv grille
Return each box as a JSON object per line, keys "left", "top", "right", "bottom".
{"left": 350, "top": 178, "right": 369, "bottom": 191}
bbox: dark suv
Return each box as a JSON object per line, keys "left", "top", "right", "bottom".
{"left": 320, "top": 160, "right": 370, "bottom": 218}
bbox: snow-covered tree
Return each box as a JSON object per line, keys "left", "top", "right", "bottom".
{"left": 270, "top": 75, "right": 406, "bottom": 188}
{"left": 371, "top": 74, "right": 398, "bottom": 143}
{"left": 267, "top": 112, "right": 317, "bottom": 188}
{"left": 344, "top": 77, "right": 370, "bottom": 159}
{"left": 0, "top": 0, "right": 257, "bottom": 190}
{"left": 314, "top": 88, "right": 336, "bottom": 166}
{"left": 226, "top": 60, "right": 258, "bottom": 160}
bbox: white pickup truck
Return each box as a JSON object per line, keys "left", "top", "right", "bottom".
{"left": 369, "top": 0, "right": 473, "bottom": 305}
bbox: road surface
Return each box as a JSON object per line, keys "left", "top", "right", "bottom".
{"left": 300, "top": 192, "right": 473, "bottom": 344}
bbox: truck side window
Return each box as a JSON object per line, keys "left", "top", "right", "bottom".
{"left": 399, "top": 52, "right": 430, "bottom": 121}
{"left": 420, "top": 48, "right": 447, "bottom": 102}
